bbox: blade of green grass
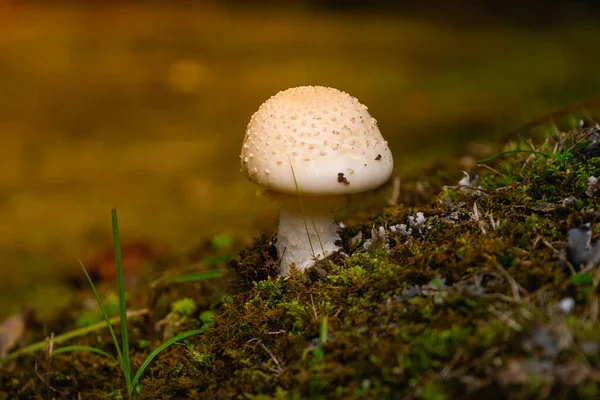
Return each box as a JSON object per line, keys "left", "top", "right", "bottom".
{"left": 76, "top": 257, "right": 125, "bottom": 367}
{"left": 111, "top": 208, "right": 132, "bottom": 393}
{"left": 289, "top": 163, "right": 316, "bottom": 260}
{"left": 289, "top": 164, "right": 332, "bottom": 266}
{"left": 131, "top": 329, "right": 204, "bottom": 389}
{"left": 319, "top": 316, "right": 328, "bottom": 348}
{"left": 202, "top": 253, "right": 235, "bottom": 267}
{"left": 478, "top": 149, "right": 549, "bottom": 163}
{"left": 52, "top": 345, "right": 118, "bottom": 362}
{"left": 570, "top": 140, "right": 593, "bottom": 152}
{"left": 518, "top": 135, "right": 537, "bottom": 153}
{"left": 312, "top": 316, "right": 329, "bottom": 359}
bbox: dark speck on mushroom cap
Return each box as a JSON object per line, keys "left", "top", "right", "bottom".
{"left": 240, "top": 86, "right": 393, "bottom": 195}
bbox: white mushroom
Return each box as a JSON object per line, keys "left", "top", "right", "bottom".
{"left": 240, "top": 86, "right": 393, "bottom": 276}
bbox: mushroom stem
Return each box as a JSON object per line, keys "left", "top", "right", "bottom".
{"left": 269, "top": 193, "right": 344, "bottom": 276}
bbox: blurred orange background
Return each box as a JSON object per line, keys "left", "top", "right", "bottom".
{"left": 1, "top": 0, "right": 599, "bottom": 316}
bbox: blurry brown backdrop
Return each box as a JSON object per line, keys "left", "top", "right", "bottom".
{"left": 1, "top": 0, "right": 599, "bottom": 317}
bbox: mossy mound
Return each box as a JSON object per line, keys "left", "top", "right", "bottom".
{"left": 3, "top": 123, "right": 600, "bottom": 399}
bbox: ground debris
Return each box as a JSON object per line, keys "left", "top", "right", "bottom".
{"left": 531, "top": 202, "right": 556, "bottom": 213}
{"left": 573, "top": 122, "right": 600, "bottom": 162}
{"left": 566, "top": 223, "right": 600, "bottom": 269}
{"left": 0, "top": 310, "right": 30, "bottom": 357}
{"left": 521, "top": 326, "right": 561, "bottom": 359}
{"left": 362, "top": 225, "right": 388, "bottom": 251}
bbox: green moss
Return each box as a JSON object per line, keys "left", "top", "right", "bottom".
{"left": 171, "top": 298, "right": 197, "bottom": 317}
{"left": 280, "top": 300, "right": 310, "bottom": 333}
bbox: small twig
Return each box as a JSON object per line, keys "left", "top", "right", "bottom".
{"left": 522, "top": 151, "right": 538, "bottom": 170}
{"left": 487, "top": 305, "right": 522, "bottom": 330}
{"left": 443, "top": 183, "right": 521, "bottom": 194}
{"left": 580, "top": 261, "right": 599, "bottom": 274}
{"left": 535, "top": 235, "right": 560, "bottom": 255}
{"left": 491, "top": 261, "right": 528, "bottom": 303}
{"left": 490, "top": 183, "right": 521, "bottom": 192}
{"left": 45, "top": 333, "right": 54, "bottom": 399}
{"left": 488, "top": 212, "right": 498, "bottom": 230}
{"left": 471, "top": 201, "right": 486, "bottom": 234}
{"left": 35, "top": 334, "right": 62, "bottom": 397}
{"left": 565, "top": 125, "right": 599, "bottom": 153}
{"left": 309, "top": 294, "right": 318, "bottom": 318}
{"left": 440, "top": 349, "right": 464, "bottom": 378}
{"left": 47, "top": 332, "right": 54, "bottom": 356}
{"left": 564, "top": 259, "right": 577, "bottom": 275}
{"left": 536, "top": 233, "right": 577, "bottom": 275}
{"left": 522, "top": 137, "right": 549, "bottom": 171}
{"left": 443, "top": 184, "right": 483, "bottom": 192}
{"left": 521, "top": 138, "right": 549, "bottom": 170}
{"left": 476, "top": 163, "right": 507, "bottom": 177}
{"left": 35, "top": 360, "right": 61, "bottom": 396}
{"left": 259, "top": 342, "right": 284, "bottom": 375}
{"left": 480, "top": 292, "right": 520, "bottom": 304}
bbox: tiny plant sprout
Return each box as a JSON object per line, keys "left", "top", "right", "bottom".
{"left": 240, "top": 86, "right": 393, "bottom": 276}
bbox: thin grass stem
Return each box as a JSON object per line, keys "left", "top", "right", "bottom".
{"left": 309, "top": 216, "right": 328, "bottom": 264}
{"left": 319, "top": 316, "right": 328, "bottom": 348}
{"left": 131, "top": 329, "right": 204, "bottom": 388}
{"left": 478, "top": 149, "right": 549, "bottom": 163}
{"left": 289, "top": 163, "right": 316, "bottom": 259}
{"left": 76, "top": 257, "right": 125, "bottom": 368}
{"left": 111, "top": 208, "right": 132, "bottom": 393}
{"left": 51, "top": 345, "right": 118, "bottom": 362}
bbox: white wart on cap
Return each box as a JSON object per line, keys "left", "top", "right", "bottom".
{"left": 240, "top": 86, "right": 393, "bottom": 195}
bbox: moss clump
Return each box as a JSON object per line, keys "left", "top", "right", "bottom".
{"left": 4, "top": 124, "right": 600, "bottom": 399}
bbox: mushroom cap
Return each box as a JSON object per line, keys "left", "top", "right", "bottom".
{"left": 240, "top": 86, "right": 394, "bottom": 195}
